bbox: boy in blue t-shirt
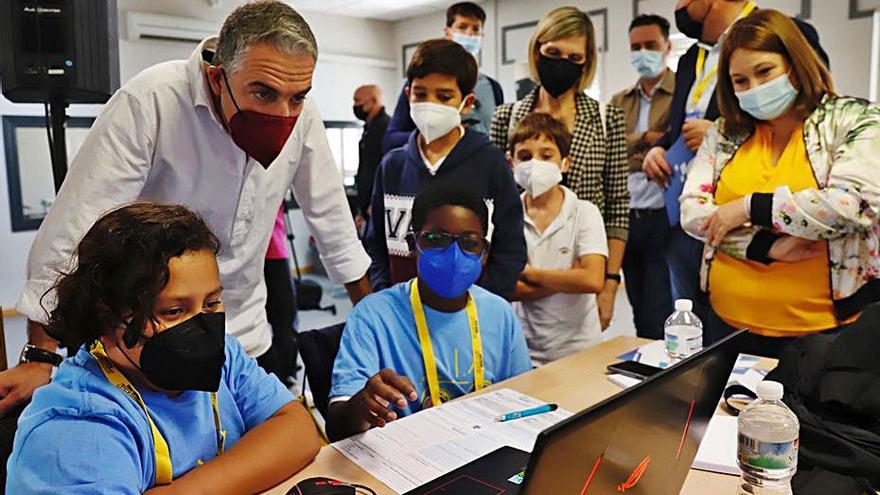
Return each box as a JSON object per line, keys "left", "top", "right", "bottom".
{"left": 328, "top": 183, "right": 531, "bottom": 441}
{"left": 7, "top": 204, "right": 319, "bottom": 494}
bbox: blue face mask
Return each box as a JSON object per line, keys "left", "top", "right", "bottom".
{"left": 630, "top": 49, "right": 665, "bottom": 79}
{"left": 735, "top": 73, "right": 799, "bottom": 121}
{"left": 452, "top": 32, "right": 482, "bottom": 57}
{"left": 417, "top": 241, "right": 483, "bottom": 299}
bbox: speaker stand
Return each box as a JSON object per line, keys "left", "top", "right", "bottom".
{"left": 49, "top": 98, "right": 69, "bottom": 193}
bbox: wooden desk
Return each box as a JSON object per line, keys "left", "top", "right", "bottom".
{"left": 264, "top": 337, "right": 741, "bottom": 494}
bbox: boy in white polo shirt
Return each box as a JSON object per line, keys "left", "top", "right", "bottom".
{"left": 509, "top": 113, "right": 609, "bottom": 365}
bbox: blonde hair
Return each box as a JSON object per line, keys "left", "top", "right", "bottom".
{"left": 717, "top": 9, "right": 834, "bottom": 136}
{"left": 527, "top": 6, "right": 597, "bottom": 93}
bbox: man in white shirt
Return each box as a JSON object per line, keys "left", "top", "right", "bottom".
{"left": 0, "top": 0, "right": 371, "bottom": 416}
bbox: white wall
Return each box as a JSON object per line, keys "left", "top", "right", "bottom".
{"left": 392, "top": 0, "right": 877, "bottom": 103}
{"left": 0, "top": 0, "right": 398, "bottom": 309}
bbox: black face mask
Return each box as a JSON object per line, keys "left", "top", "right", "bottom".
{"left": 537, "top": 54, "right": 584, "bottom": 98}
{"left": 126, "top": 312, "right": 227, "bottom": 392}
{"left": 353, "top": 104, "right": 369, "bottom": 121}
{"left": 675, "top": 7, "right": 704, "bottom": 40}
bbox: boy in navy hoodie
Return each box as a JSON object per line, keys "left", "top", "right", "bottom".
{"left": 365, "top": 39, "right": 526, "bottom": 296}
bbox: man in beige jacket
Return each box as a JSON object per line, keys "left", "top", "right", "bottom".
{"left": 610, "top": 14, "right": 676, "bottom": 340}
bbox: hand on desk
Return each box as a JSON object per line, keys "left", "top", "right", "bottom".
{"left": 354, "top": 369, "right": 417, "bottom": 428}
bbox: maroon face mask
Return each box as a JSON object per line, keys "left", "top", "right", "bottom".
{"left": 221, "top": 70, "right": 297, "bottom": 169}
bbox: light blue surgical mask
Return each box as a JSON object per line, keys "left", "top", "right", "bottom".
{"left": 452, "top": 32, "right": 482, "bottom": 57}
{"left": 735, "top": 73, "right": 799, "bottom": 121}
{"left": 630, "top": 49, "right": 666, "bottom": 79}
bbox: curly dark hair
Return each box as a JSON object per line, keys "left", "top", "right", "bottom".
{"left": 43, "top": 203, "right": 220, "bottom": 350}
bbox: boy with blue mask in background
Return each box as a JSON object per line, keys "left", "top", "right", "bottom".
{"left": 382, "top": 2, "right": 504, "bottom": 152}
{"left": 327, "top": 183, "right": 531, "bottom": 441}
{"left": 610, "top": 14, "right": 676, "bottom": 340}
{"left": 364, "top": 39, "right": 526, "bottom": 298}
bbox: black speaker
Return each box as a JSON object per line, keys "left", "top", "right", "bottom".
{"left": 0, "top": 0, "right": 119, "bottom": 104}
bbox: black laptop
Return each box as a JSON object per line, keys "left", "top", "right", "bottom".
{"left": 405, "top": 330, "right": 747, "bottom": 495}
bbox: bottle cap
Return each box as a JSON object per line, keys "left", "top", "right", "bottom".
{"left": 757, "top": 381, "right": 784, "bottom": 401}
{"left": 674, "top": 299, "right": 693, "bottom": 312}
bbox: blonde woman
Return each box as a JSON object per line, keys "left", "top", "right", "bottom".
{"left": 491, "top": 6, "right": 628, "bottom": 330}
{"left": 680, "top": 10, "right": 880, "bottom": 357}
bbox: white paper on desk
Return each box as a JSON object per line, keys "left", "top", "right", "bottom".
{"left": 332, "top": 388, "right": 572, "bottom": 494}
{"left": 607, "top": 373, "right": 641, "bottom": 389}
{"left": 693, "top": 415, "right": 740, "bottom": 475}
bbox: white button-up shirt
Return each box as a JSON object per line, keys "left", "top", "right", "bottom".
{"left": 16, "top": 39, "right": 370, "bottom": 356}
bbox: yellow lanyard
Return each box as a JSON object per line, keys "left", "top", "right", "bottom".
{"left": 690, "top": 1, "right": 757, "bottom": 109}
{"left": 410, "top": 280, "right": 484, "bottom": 407}
{"left": 89, "top": 341, "right": 225, "bottom": 486}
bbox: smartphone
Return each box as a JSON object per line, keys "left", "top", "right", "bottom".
{"left": 606, "top": 361, "right": 664, "bottom": 381}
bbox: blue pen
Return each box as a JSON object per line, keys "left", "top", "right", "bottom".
{"left": 495, "top": 403, "right": 558, "bottom": 422}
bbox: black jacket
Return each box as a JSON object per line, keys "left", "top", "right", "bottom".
{"left": 656, "top": 16, "right": 829, "bottom": 151}
{"left": 355, "top": 108, "right": 390, "bottom": 215}
{"left": 765, "top": 303, "right": 880, "bottom": 494}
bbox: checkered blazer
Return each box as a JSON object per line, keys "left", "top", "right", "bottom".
{"left": 490, "top": 87, "right": 630, "bottom": 241}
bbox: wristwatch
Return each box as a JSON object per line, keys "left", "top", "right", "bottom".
{"left": 19, "top": 344, "right": 63, "bottom": 367}
{"left": 605, "top": 273, "right": 622, "bottom": 283}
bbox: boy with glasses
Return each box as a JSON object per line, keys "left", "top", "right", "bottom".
{"left": 327, "top": 184, "right": 531, "bottom": 441}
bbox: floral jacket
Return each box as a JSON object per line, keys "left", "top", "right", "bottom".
{"left": 680, "top": 95, "right": 880, "bottom": 320}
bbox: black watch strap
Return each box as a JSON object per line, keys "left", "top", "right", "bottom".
{"left": 20, "top": 344, "right": 63, "bottom": 367}
{"left": 605, "top": 273, "right": 622, "bottom": 283}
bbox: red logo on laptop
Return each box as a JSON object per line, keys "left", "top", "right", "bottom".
{"left": 616, "top": 456, "right": 652, "bottom": 492}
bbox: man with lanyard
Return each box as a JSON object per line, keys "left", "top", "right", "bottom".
{"left": 381, "top": 2, "right": 503, "bottom": 153}
{"left": 0, "top": 0, "right": 373, "bottom": 418}
{"left": 641, "top": 0, "right": 828, "bottom": 312}
{"left": 324, "top": 183, "right": 531, "bottom": 441}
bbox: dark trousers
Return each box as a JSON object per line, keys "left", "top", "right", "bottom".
{"left": 698, "top": 291, "right": 845, "bottom": 358}
{"left": 622, "top": 208, "right": 673, "bottom": 340}
{"left": 666, "top": 225, "right": 710, "bottom": 327}
{"left": 262, "top": 258, "right": 299, "bottom": 381}
{"left": 666, "top": 225, "right": 704, "bottom": 302}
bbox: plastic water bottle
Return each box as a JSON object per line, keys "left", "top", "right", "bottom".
{"left": 664, "top": 299, "right": 703, "bottom": 360}
{"left": 737, "top": 381, "right": 799, "bottom": 495}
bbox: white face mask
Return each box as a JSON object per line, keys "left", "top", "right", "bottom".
{"left": 410, "top": 100, "right": 466, "bottom": 144}
{"left": 514, "top": 159, "right": 563, "bottom": 198}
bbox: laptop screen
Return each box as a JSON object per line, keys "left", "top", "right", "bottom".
{"left": 521, "top": 330, "right": 745, "bottom": 494}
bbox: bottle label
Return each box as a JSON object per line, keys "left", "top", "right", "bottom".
{"left": 665, "top": 325, "right": 702, "bottom": 356}
{"left": 737, "top": 433, "right": 798, "bottom": 470}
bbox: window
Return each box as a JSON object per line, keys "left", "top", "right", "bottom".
{"left": 3, "top": 115, "right": 95, "bottom": 231}
{"left": 324, "top": 121, "right": 362, "bottom": 187}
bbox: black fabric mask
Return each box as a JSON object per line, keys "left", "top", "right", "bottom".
{"left": 675, "top": 7, "right": 704, "bottom": 40}
{"left": 353, "top": 104, "right": 369, "bottom": 121}
{"left": 536, "top": 54, "right": 584, "bottom": 98}
{"left": 131, "top": 312, "right": 227, "bottom": 392}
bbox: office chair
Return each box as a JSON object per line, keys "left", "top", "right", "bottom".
{"left": 297, "top": 322, "right": 346, "bottom": 421}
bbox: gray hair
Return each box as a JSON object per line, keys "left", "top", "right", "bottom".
{"left": 213, "top": 0, "right": 318, "bottom": 74}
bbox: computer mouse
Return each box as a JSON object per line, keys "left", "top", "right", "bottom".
{"left": 286, "top": 477, "right": 357, "bottom": 495}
